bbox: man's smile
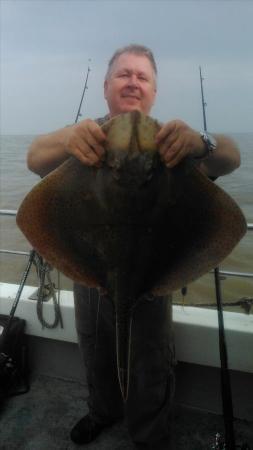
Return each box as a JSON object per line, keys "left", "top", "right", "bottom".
{"left": 121, "top": 94, "right": 141, "bottom": 100}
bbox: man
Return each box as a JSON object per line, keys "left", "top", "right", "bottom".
{"left": 27, "top": 45, "right": 240, "bottom": 449}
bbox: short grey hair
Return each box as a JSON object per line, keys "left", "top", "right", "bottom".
{"left": 105, "top": 44, "right": 157, "bottom": 81}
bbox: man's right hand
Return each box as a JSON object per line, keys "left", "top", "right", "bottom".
{"left": 64, "top": 119, "right": 107, "bottom": 167}
{"left": 27, "top": 119, "right": 107, "bottom": 177}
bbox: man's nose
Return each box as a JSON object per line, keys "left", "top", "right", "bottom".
{"left": 127, "top": 74, "right": 139, "bottom": 87}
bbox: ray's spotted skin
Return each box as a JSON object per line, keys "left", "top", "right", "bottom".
{"left": 17, "top": 111, "right": 246, "bottom": 400}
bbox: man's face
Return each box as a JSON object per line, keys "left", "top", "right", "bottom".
{"left": 104, "top": 52, "right": 157, "bottom": 117}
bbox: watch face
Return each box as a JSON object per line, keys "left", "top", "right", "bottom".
{"left": 207, "top": 133, "right": 217, "bottom": 150}
{"left": 201, "top": 132, "right": 217, "bottom": 151}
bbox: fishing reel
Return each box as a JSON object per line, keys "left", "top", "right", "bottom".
{"left": 211, "top": 432, "right": 251, "bottom": 449}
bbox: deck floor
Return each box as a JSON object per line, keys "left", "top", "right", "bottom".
{"left": 0, "top": 374, "right": 252, "bottom": 450}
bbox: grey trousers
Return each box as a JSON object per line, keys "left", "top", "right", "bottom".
{"left": 73, "top": 284, "right": 175, "bottom": 447}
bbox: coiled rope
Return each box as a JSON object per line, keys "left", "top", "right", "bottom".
{"left": 33, "top": 253, "right": 63, "bottom": 329}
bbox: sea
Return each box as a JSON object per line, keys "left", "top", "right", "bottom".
{"left": 0, "top": 133, "right": 252, "bottom": 313}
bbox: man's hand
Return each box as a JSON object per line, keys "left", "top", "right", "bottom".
{"left": 27, "top": 118, "right": 107, "bottom": 177}
{"left": 156, "top": 120, "right": 205, "bottom": 168}
{"left": 64, "top": 119, "right": 107, "bottom": 167}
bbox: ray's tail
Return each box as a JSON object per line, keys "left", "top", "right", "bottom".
{"left": 115, "top": 310, "right": 134, "bottom": 401}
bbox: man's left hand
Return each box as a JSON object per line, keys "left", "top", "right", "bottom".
{"left": 156, "top": 120, "right": 205, "bottom": 168}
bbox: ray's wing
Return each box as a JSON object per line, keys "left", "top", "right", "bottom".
{"left": 16, "top": 111, "right": 247, "bottom": 402}
{"left": 16, "top": 111, "right": 247, "bottom": 295}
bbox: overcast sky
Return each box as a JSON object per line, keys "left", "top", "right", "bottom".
{"left": 1, "top": 0, "right": 253, "bottom": 134}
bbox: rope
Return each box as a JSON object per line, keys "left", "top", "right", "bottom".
{"left": 33, "top": 253, "right": 63, "bottom": 329}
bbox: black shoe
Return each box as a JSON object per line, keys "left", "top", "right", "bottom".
{"left": 70, "top": 414, "right": 107, "bottom": 444}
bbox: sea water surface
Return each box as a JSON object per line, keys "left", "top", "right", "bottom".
{"left": 0, "top": 133, "right": 252, "bottom": 313}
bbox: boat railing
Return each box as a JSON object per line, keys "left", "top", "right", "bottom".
{"left": 0, "top": 208, "right": 253, "bottom": 281}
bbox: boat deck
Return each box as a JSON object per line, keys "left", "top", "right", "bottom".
{"left": 0, "top": 373, "right": 252, "bottom": 450}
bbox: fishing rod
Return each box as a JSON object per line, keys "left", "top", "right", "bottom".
{"left": 199, "top": 66, "right": 207, "bottom": 132}
{"left": 38, "top": 62, "right": 92, "bottom": 325}
{"left": 74, "top": 60, "right": 91, "bottom": 124}
{"left": 199, "top": 67, "right": 250, "bottom": 450}
{"left": 37, "top": 61, "right": 92, "bottom": 323}
{"left": 2, "top": 64, "right": 92, "bottom": 329}
{"left": 25, "top": 61, "right": 92, "bottom": 327}
{"left": 200, "top": 65, "right": 235, "bottom": 449}
{"left": 212, "top": 268, "right": 250, "bottom": 449}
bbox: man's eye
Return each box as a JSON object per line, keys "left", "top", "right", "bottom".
{"left": 139, "top": 76, "right": 147, "bottom": 81}
{"left": 119, "top": 73, "right": 128, "bottom": 78}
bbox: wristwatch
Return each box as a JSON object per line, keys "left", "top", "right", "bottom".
{"left": 197, "top": 131, "right": 217, "bottom": 159}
